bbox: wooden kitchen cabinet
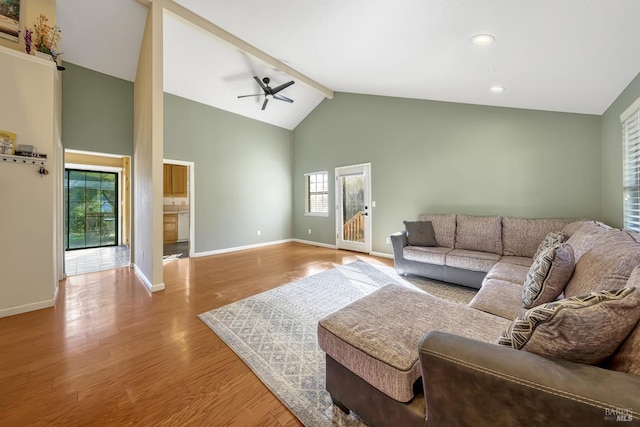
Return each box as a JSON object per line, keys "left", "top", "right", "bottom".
{"left": 163, "top": 213, "right": 178, "bottom": 243}
{"left": 163, "top": 164, "right": 188, "bottom": 197}
{"left": 163, "top": 164, "right": 173, "bottom": 196}
{"left": 171, "top": 165, "right": 188, "bottom": 197}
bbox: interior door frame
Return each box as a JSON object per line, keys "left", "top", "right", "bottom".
{"left": 335, "top": 163, "right": 372, "bottom": 253}
{"left": 163, "top": 158, "right": 196, "bottom": 257}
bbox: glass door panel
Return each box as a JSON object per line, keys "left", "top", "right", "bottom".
{"left": 341, "top": 174, "right": 365, "bottom": 243}
{"left": 64, "top": 169, "right": 119, "bottom": 250}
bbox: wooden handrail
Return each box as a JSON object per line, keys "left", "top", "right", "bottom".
{"left": 343, "top": 211, "right": 365, "bottom": 242}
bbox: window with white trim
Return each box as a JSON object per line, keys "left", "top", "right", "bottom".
{"left": 305, "top": 171, "right": 328, "bottom": 216}
{"left": 622, "top": 97, "right": 640, "bottom": 231}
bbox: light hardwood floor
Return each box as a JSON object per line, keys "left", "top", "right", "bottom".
{"left": 0, "top": 242, "right": 393, "bottom": 426}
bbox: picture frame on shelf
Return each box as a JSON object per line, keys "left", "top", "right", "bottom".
{"left": 0, "top": 129, "right": 16, "bottom": 155}
{"left": 0, "top": 0, "right": 20, "bottom": 42}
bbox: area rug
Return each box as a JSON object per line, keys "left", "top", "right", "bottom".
{"left": 198, "top": 260, "right": 476, "bottom": 426}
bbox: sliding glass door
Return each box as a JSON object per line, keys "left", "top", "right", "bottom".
{"left": 64, "top": 169, "right": 119, "bottom": 250}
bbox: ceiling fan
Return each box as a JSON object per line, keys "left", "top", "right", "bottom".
{"left": 237, "top": 76, "right": 295, "bottom": 110}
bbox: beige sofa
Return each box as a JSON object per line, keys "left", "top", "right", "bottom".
{"left": 318, "top": 217, "right": 640, "bottom": 426}
{"left": 390, "top": 214, "right": 578, "bottom": 289}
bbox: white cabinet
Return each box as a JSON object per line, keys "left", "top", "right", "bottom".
{"left": 178, "top": 213, "right": 190, "bottom": 242}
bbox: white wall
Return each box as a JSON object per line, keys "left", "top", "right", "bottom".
{"left": 132, "top": 3, "right": 164, "bottom": 291}
{"left": 0, "top": 46, "right": 61, "bottom": 317}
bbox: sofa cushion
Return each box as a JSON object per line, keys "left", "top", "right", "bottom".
{"left": 502, "top": 217, "right": 569, "bottom": 258}
{"left": 468, "top": 279, "right": 527, "bottom": 320}
{"left": 418, "top": 214, "right": 456, "bottom": 248}
{"left": 564, "top": 220, "right": 610, "bottom": 262}
{"left": 605, "top": 266, "right": 640, "bottom": 376}
{"left": 454, "top": 214, "right": 503, "bottom": 255}
{"left": 564, "top": 229, "right": 640, "bottom": 298}
{"left": 497, "top": 287, "right": 640, "bottom": 365}
{"left": 522, "top": 243, "right": 575, "bottom": 308}
{"left": 499, "top": 256, "right": 533, "bottom": 267}
{"left": 484, "top": 261, "right": 530, "bottom": 283}
{"left": 532, "top": 230, "right": 568, "bottom": 260}
{"left": 403, "top": 246, "right": 452, "bottom": 265}
{"left": 562, "top": 220, "right": 592, "bottom": 237}
{"left": 318, "top": 284, "right": 510, "bottom": 403}
{"left": 404, "top": 220, "right": 437, "bottom": 247}
{"left": 445, "top": 249, "right": 501, "bottom": 273}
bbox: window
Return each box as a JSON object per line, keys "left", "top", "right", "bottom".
{"left": 305, "top": 171, "right": 329, "bottom": 216}
{"left": 622, "top": 97, "right": 640, "bottom": 231}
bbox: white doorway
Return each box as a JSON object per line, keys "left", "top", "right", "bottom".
{"left": 63, "top": 150, "right": 132, "bottom": 276}
{"left": 162, "top": 159, "right": 195, "bottom": 262}
{"left": 335, "top": 163, "right": 371, "bottom": 253}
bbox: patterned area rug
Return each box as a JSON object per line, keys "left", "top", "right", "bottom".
{"left": 198, "top": 260, "right": 476, "bottom": 426}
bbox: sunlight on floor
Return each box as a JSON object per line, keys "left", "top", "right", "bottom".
{"left": 65, "top": 246, "right": 130, "bottom": 276}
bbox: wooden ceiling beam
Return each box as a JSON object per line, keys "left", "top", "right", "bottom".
{"left": 138, "top": 0, "right": 334, "bottom": 100}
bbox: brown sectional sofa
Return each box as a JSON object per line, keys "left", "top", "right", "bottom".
{"left": 318, "top": 215, "right": 640, "bottom": 427}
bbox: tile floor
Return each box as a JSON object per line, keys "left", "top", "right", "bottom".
{"left": 65, "top": 245, "right": 130, "bottom": 276}
{"left": 65, "top": 242, "right": 190, "bottom": 276}
{"left": 163, "top": 241, "right": 190, "bottom": 263}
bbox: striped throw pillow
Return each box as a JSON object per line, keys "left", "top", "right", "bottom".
{"left": 498, "top": 288, "right": 640, "bottom": 364}
{"left": 522, "top": 243, "right": 575, "bottom": 308}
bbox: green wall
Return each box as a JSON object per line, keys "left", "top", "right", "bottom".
{"left": 62, "top": 64, "right": 630, "bottom": 257}
{"left": 601, "top": 71, "right": 640, "bottom": 228}
{"left": 163, "top": 93, "right": 293, "bottom": 253}
{"left": 293, "top": 93, "right": 603, "bottom": 254}
{"left": 61, "top": 62, "right": 134, "bottom": 155}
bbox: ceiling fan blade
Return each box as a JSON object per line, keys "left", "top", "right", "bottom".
{"left": 271, "top": 80, "right": 295, "bottom": 94}
{"left": 262, "top": 98, "right": 269, "bottom": 110}
{"left": 237, "top": 94, "right": 263, "bottom": 98}
{"left": 254, "top": 75, "right": 268, "bottom": 92}
{"left": 273, "top": 94, "right": 294, "bottom": 103}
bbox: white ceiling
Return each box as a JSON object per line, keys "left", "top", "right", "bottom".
{"left": 57, "top": 0, "right": 640, "bottom": 130}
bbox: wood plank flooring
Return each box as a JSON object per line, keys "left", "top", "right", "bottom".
{"left": 0, "top": 242, "right": 393, "bottom": 426}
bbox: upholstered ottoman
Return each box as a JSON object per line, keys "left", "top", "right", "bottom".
{"left": 318, "top": 284, "right": 511, "bottom": 426}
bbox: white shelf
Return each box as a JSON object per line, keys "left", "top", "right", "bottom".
{"left": 1, "top": 154, "right": 47, "bottom": 166}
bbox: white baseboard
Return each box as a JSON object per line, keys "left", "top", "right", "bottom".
{"left": 192, "top": 239, "right": 294, "bottom": 258}
{"left": 291, "top": 239, "right": 337, "bottom": 249}
{"left": 369, "top": 250, "right": 393, "bottom": 259}
{"left": 0, "top": 298, "right": 55, "bottom": 319}
{"left": 132, "top": 263, "right": 165, "bottom": 292}
{"left": 191, "top": 238, "right": 386, "bottom": 258}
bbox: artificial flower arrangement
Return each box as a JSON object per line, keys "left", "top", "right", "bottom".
{"left": 24, "top": 14, "right": 62, "bottom": 60}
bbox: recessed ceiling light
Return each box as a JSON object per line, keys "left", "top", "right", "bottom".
{"left": 471, "top": 34, "right": 495, "bottom": 46}
{"left": 490, "top": 85, "right": 505, "bottom": 94}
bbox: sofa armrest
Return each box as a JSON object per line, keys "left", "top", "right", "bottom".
{"left": 419, "top": 331, "right": 640, "bottom": 427}
{"left": 390, "top": 231, "right": 408, "bottom": 256}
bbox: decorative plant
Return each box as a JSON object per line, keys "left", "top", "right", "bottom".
{"left": 32, "top": 14, "right": 62, "bottom": 59}
{"left": 23, "top": 28, "right": 33, "bottom": 54}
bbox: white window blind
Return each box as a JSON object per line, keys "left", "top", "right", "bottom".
{"left": 305, "top": 171, "right": 328, "bottom": 216}
{"left": 623, "top": 101, "right": 640, "bottom": 231}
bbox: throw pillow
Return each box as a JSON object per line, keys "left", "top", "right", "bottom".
{"left": 533, "top": 230, "right": 568, "bottom": 260}
{"left": 403, "top": 220, "right": 437, "bottom": 247}
{"left": 522, "top": 243, "right": 575, "bottom": 308}
{"left": 497, "top": 287, "right": 640, "bottom": 365}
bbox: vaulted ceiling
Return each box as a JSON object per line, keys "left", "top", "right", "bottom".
{"left": 57, "top": 0, "right": 640, "bottom": 130}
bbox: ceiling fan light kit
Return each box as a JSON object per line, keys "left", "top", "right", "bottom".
{"left": 237, "top": 76, "right": 295, "bottom": 110}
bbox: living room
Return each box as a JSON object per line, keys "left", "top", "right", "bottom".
{"left": 1, "top": 0, "right": 640, "bottom": 425}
